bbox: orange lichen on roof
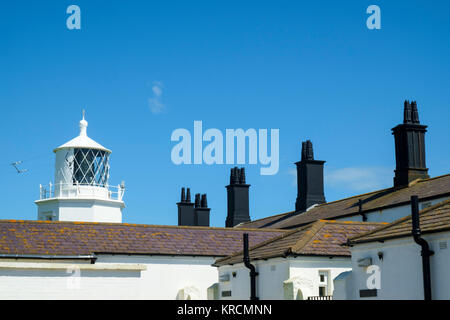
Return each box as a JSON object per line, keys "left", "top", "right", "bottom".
{"left": 214, "top": 220, "right": 384, "bottom": 266}
{"left": 0, "top": 220, "right": 286, "bottom": 257}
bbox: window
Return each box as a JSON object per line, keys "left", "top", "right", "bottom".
{"left": 318, "top": 271, "right": 329, "bottom": 296}
{"left": 41, "top": 212, "right": 54, "bottom": 221}
{"left": 319, "top": 286, "right": 326, "bottom": 297}
{"left": 221, "top": 291, "right": 232, "bottom": 297}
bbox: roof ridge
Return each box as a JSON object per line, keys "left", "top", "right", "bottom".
{"left": 289, "top": 220, "right": 326, "bottom": 254}
{"left": 348, "top": 198, "right": 450, "bottom": 243}
{"left": 0, "top": 219, "right": 285, "bottom": 233}
{"left": 237, "top": 211, "right": 295, "bottom": 226}
{"left": 275, "top": 174, "right": 450, "bottom": 217}
{"left": 320, "top": 219, "right": 388, "bottom": 226}
{"left": 416, "top": 173, "right": 450, "bottom": 183}
{"left": 316, "top": 187, "right": 395, "bottom": 207}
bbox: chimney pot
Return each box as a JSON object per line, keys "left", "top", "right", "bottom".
{"left": 195, "top": 193, "right": 201, "bottom": 208}
{"left": 177, "top": 187, "right": 195, "bottom": 226}
{"left": 194, "top": 193, "right": 211, "bottom": 227}
{"left": 186, "top": 188, "right": 191, "bottom": 203}
{"left": 201, "top": 194, "right": 208, "bottom": 208}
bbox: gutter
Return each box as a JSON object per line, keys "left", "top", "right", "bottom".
{"left": 411, "top": 195, "right": 434, "bottom": 300}
{"left": 243, "top": 233, "right": 259, "bottom": 300}
{"left": 0, "top": 254, "right": 97, "bottom": 264}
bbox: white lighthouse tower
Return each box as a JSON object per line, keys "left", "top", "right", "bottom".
{"left": 35, "top": 112, "right": 125, "bottom": 223}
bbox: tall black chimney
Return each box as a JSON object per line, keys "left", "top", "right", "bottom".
{"left": 194, "top": 194, "right": 211, "bottom": 227}
{"left": 225, "top": 167, "right": 250, "bottom": 227}
{"left": 392, "top": 101, "right": 429, "bottom": 188}
{"left": 177, "top": 187, "right": 195, "bottom": 226}
{"left": 295, "top": 140, "right": 326, "bottom": 212}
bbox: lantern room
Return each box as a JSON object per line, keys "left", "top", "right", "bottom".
{"left": 35, "top": 112, "right": 125, "bottom": 223}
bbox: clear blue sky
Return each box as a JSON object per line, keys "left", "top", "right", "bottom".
{"left": 1, "top": 1, "right": 449, "bottom": 226}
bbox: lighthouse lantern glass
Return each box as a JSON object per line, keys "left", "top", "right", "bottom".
{"left": 72, "top": 148, "right": 110, "bottom": 186}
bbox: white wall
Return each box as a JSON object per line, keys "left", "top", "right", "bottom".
{"left": 336, "top": 231, "right": 450, "bottom": 300}
{"left": 36, "top": 198, "right": 123, "bottom": 223}
{"left": 336, "top": 196, "right": 449, "bottom": 224}
{"left": 217, "top": 256, "right": 351, "bottom": 300}
{"left": 217, "top": 259, "right": 290, "bottom": 300}
{"left": 0, "top": 254, "right": 219, "bottom": 300}
{"left": 288, "top": 257, "right": 351, "bottom": 298}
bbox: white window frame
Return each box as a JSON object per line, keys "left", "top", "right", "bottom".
{"left": 318, "top": 270, "right": 330, "bottom": 296}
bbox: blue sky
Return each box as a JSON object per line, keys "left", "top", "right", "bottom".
{"left": 1, "top": 1, "right": 449, "bottom": 226}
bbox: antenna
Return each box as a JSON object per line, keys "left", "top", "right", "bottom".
{"left": 11, "top": 161, "right": 29, "bottom": 174}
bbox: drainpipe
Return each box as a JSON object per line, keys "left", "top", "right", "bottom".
{"left": 411, "top": 195, "right": 434, "bottom": 300}
{"left": 358, "top": 199, "right": 367, "bottom": 222}
{"left": 243, "top": 233, "right": 259, "bottom": 300}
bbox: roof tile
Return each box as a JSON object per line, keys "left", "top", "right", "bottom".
{"left": 0, "top": 220, "right": 285, "bottom": 257}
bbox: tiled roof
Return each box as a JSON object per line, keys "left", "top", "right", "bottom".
{"left": 235, "top": 211, "right": 294, "bottom": 229}
{"left": 214, "top": 220, "right": 385, "bottom": 266}
{"left": 0, "top": 220, "right": 286, "bottom": 257}
{"left": 239, "top": 174, "right": 450, "bottom": 229}
{"left": 348, "top": 199, "right": 450, "bottom": 245}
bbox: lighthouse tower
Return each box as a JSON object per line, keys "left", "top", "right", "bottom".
{"left": 35, "top": 112, "right": 125, "bottom": 223}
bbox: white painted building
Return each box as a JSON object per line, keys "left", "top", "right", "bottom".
{"left": 216, "top": 257, "right": 350, "bottom": 300}
{"left": 3, "top": 102, "right": 449, "bottom": 301}
{"left": 0, "top": 255, "right": 217, "bottom": 300}
{"left": 0, "top": 113, "right": 287, "bottom": 300}
{"left": 213, "top": 220, "right": 384, "bottom": 300}
{"left": 333, "top": 199, "right": 450, "bottom": 300}
{"left": 35, "top": 113, "right": 125, "bottom": 223}
{"left": 0, "top": 220, "right": 284, "bottom": 300}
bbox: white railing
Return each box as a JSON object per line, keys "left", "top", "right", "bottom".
{"left": 39, "top": 182, "right": 125, "bottom": 201}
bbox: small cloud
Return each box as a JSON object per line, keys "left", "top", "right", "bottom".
{"left": 325, "top": 167, "right": 392, "bottom": 192}
{"left": 148, "top": 81, "right": 166, "bottom": 114}
{"left": 288, "top": 168, "right": 297, "bottom": 187}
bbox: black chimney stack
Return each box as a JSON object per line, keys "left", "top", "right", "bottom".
{"left": 177, "top": 187, "right": 195, "bottom": 226}
{"left": 392, "top": 101, "right": 429, "bottom": 188}
{"left": 226, "top": 167, "right": 250, "bottom": 227}
{"left": 194, "top": 194, "right": 211, "bottom": 227}
{"left": 178, "top": 188, "right": 211, "bottom": 227}
{"left": 295, "top": 140, "right": 326, "bottom": 212}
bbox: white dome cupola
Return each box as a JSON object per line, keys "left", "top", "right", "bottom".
{"left": 35, "top": 111, "right": 125, "bottom": 223}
